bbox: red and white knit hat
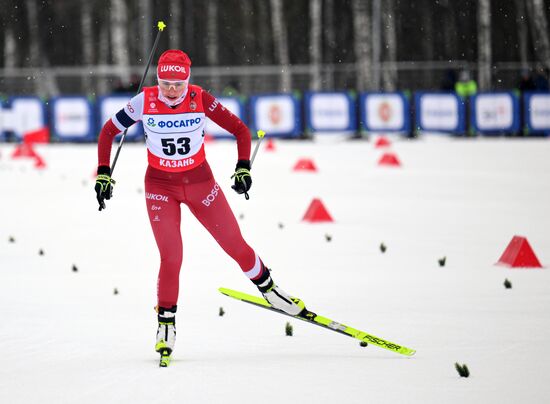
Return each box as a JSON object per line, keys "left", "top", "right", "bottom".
{"left": 157, "top": 49, "right": 191, "bottom": 81}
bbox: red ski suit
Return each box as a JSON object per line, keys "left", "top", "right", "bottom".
{"left": 98, "top": 85, "right": 263, "bottom": 308}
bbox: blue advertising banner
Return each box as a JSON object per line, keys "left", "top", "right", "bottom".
{"left": 360, "top": 92, "right": 409, "bottom": 133}
{"left": 51, "top": 96, "right": 95, "bottom": 142}
{"left": 0, "top": 102, "right": 5, "bottom": 141}
{"left": 524, "top": 92, "right": 550, "bottom": 134}
{"left": 415, "top": 92, "right": 465, "bottom": 134}
{"left": 6, "top": 97, "right": 47, "bottom": 140}
{"left": 471, "top": 92, "right": 520, "bottom": 134}
{"left": 249, "top": 94, "right": 301, "bottom": 138}
{"left": 304, "top": 92, "right": 356, "bottom": 133}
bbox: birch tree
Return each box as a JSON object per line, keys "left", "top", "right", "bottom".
{"left": 477, "top": 0, "right": 492, "bottom": 90}
{"left": 25, "top": 0, "right": 58, "bottom": 96}
{"left": 526, "top": 0, "right": 550, "bottom": 69}
{"left": 3, "top": 25, "right": 16, "bottom": 69}
{"left": 351, "top": 0, "right": 372, "bottom": 91}
{"left": 139, "top": 0, "right": 151, "bottom": 63}
{"left": 98, "top": 8, "right": 110, "bottom": 94}
{"left": 382, "top": 0, "right": 397, "bottom": 91}
{"left": 371, "top": 0, "right": 382, "bottom": 90}
{"left": 323, "top": 0, "right": 335, "bottom": 90}
{"left": 81, "top": 0, "right": 94, "bottom": 94}
{"left": 309, "top": 0, "right": 322, "bottom": 90}
{"left": 110, "top": 0, "right": 130, "bottom": 80}
{"left": 513, "top": 0, "right": 529, "bottom": 69}
{"left": 240, "top": 0, "right": 255, "bottom": 62}
{"left": 170, "top": 1, "right": 182, "bottom": 49}
{"left": 183, "top": 0, "right": 195, "bottom": 57}
{"left": 206, "top": 0, "right": 220, "bottom": 92}
{"left": 270, "top": 0, "right": 292, "bottom": 92}
{"left": 256, "top": 1, "right": 272, "bottom": 65}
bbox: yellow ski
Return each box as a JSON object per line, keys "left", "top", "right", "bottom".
{"left": 219, "top": 287, "right": 416, "bottom": 357}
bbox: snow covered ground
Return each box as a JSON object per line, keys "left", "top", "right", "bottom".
{"left": 1, "top": 135, "right": 549, "bottom": 403}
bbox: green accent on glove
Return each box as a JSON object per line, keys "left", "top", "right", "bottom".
{"left": 95, "top": 172, "right": 116, "bottom": 211}
{"left": 231, "top": 167, "right": 251, "bottom": 183}
{"left": 95, "top": 174, "right": 116, "bottom": 193}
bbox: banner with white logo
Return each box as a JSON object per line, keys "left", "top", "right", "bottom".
{"left": 472, "top": 92, "right": 519, "bottom": 133}
{"left": 205, "top": 97, "right": 245, "bottom": 138}
{"left": 98, "top": 96, "right": 143, "bottom": 141}
{"left": 305, "top": 92, "right": 356, "bottom": 133}
{"left": 0, "top": 102, "right": 4, "bottom": 140}
{"left": 415, "top": 92, "right": 465, "bottom": 133}
{"left": 6, "top": 97, "right": 46, "bottom": 140}
{"left": 525, "top": 93, "right": 550, "bottom": 133}
{"left": 360, "top": 93, "right": 409, "bottom": 133}
{"left": 249, "top": 94, "right": 300, "bottom": 137}
{"left": 51, "top": 97, "right": 94, "bottom": 141}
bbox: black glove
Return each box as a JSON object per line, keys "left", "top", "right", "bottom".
{"left": 95, "top": 166, "right": 116, "bottom": 211}
{"left": 231, "top": 160, "right": 252, "bottom": 199}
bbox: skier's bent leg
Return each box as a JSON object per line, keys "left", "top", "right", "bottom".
{"left": 187, "top": 179, "right": 305, "bottom": 315}
{"left": 186, "top": 179, "right": 257, "bottom": 272}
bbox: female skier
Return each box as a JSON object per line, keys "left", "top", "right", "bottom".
{"left": 94, "top": 49, "right": 303, "bottom": 359}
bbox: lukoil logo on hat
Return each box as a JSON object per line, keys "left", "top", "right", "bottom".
{"left": 157, "top": 49, "right": 191, "bottom": 81}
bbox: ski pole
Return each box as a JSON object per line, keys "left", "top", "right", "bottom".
{"left": 110, "top": 21, "right": 166, "bottom": 176}
{"left": 250, "top": 129, "right": 266, "bottom": 168}
{"left": 238, "top": 130, "right": 265, "bottom": 200}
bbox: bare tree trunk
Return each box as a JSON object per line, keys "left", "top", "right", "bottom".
{"left": 206, "top": 0, "right": 220, "bottom": 92}
{"left": 526, "top": 0, "right": 550, "bottom": 69}
{"left": 351, "top": 0, "right": 372, "bottom": 91}
{"left": 81, "top": 1, "right": 94, "bottom": 95}
{"left": 270, "top": 0, "right": 292, "bottom": 92}
{"left": 25, "top": 0, "right": 58, "bottom": 97}
{"left": 382, "top": 0, "right": 397, "bottom": 91}
{"left": 111, "top": 0, "right": 130, "bottom": 80}
{"left": 309, "top": 0, "right": 322, "bottom": 90}
{"left": 139, "top": 0, "right": 151, "bottom": 64}
{"left": 98, "top": 12, "right": 110, "bottom": 95}
{"left": 170, "top": 0, "right": 182, "bottom": 49}
{"left": 241, "top": 0, "right": 255, "bottom": 94}
{"left": 184, "top": 0, "right": 194, "bottom": 56}
{"left": 253, "top": 1, "right": 274, "bottom": 92}
{"left": 477, "top": 0, "right": 492, "bottom": 90}
{"left": 513, "top": 0, "right": 529, "bottom": 69}
{"left": 241, "top": 0, "right": 255, "bottom": 64}
{"left": 256, "top": 1, "right": 271, "bottom": 64}
{"left": 323, "top": 0, "right": 335, "bottom": 90}
{"left": 371, "top": 0, "right": 382, "bottom": 90}
{"left": 3, "top": 26, "right": 16, "bottom": 69}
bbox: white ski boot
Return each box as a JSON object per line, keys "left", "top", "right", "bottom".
{"left": 262, "top": 285, "right": 305, "bottom": 316}
{"left": 155, "top": 305, "right": 176, "bottom": 356}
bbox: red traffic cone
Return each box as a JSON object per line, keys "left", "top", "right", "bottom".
{"left": 378, "top": 152, "right": 401, "bottom": 167}
{"left": 374, "top": 136, "right": 391, "bottom": 148}
{"left": 496, "top": 236, "right": 543, "bottom": 268}
{"left": 293, "top": 158, "right": 318, "bottom": 172}
{"left": 11, "top": 143, "right": 39, "bottom": 159}
{"left": 24, "top": 126, "right": 50, "bottom": 144}
{"left": 265, "top": 138, "right": 276, "bottom": 151}
{"left": 302, "top": 198, "right": 334, "bottom": 223}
